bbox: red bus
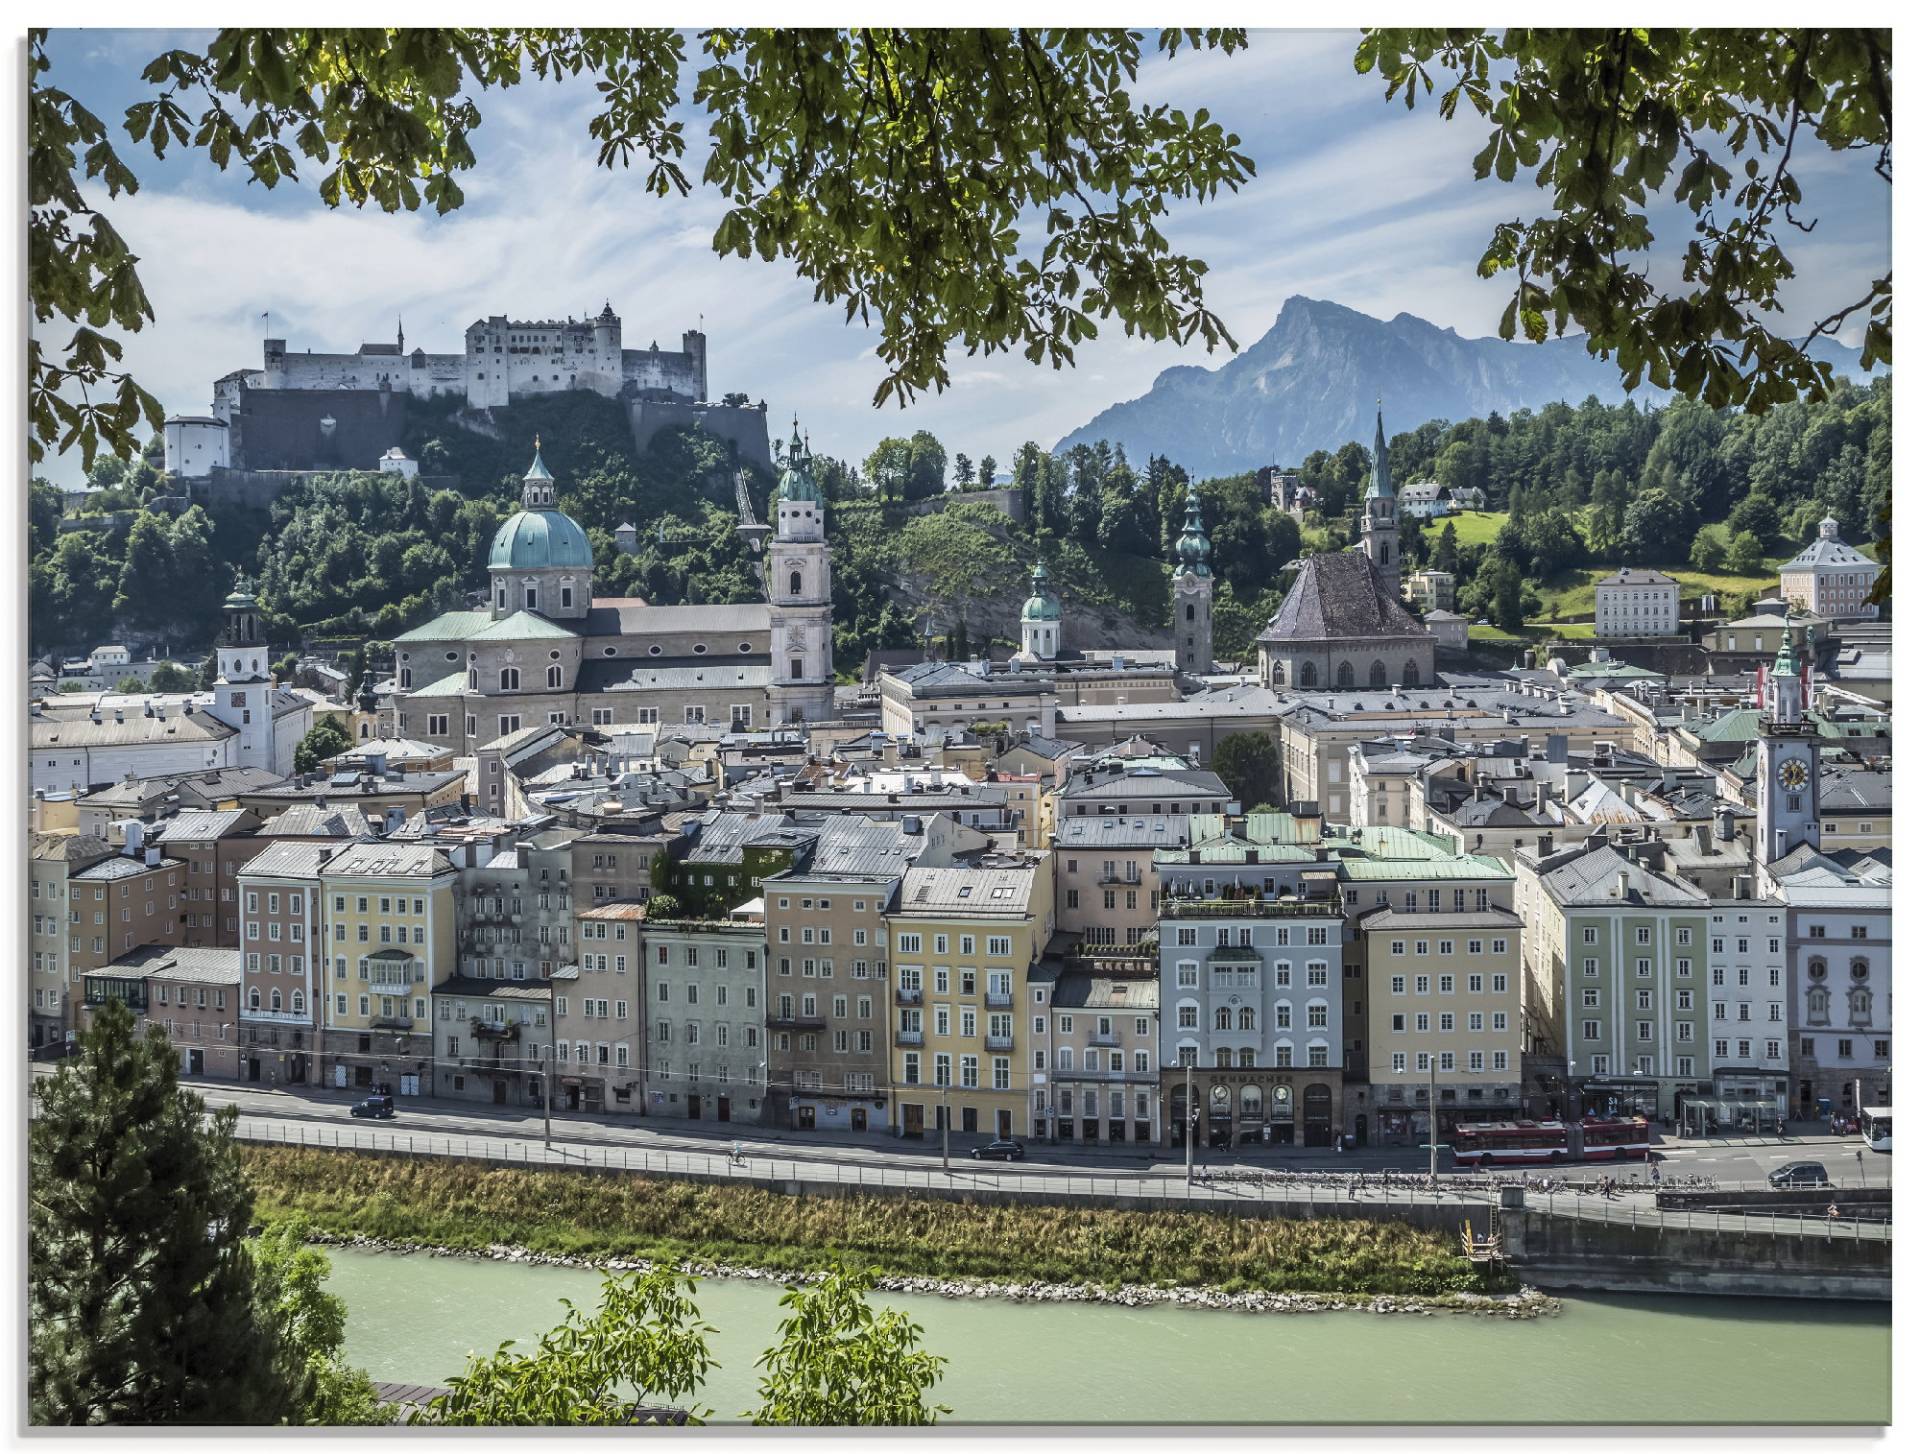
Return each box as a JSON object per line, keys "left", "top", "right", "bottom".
{"left": 1448, "top": 1120, "right": 1570, "bottom": 1167}
{"left": 1573, "top": 1116, "right": 1650, "bottom": 1161}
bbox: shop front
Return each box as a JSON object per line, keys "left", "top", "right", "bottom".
{"left": 1165, "top": 1070, "right": 1338, "bottom": 1149}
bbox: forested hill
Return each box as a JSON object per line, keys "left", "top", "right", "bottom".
{"left": 1054, "top": 295, "right": 1876, "bottom": 478}
{"left": 29, "top": 373, "right": 1891, "bottom": 676}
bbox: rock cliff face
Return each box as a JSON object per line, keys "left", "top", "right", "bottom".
{"left": 1054, "top": 295, "right": 1868, "bottom": 477}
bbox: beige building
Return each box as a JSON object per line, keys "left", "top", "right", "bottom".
{"left": 761, "top": 870, "right": 897, "bottom": 1133}
{"left": 81, "top": 946, "right": 244, "bottom": 1080}
{"left": 1777, "top": 516, "right": 1879, "bottom": 621}
{"left": 30, "top": 833, "right": 120, "bottom": 1048}
{"left": 1052, "top": 815, "right": 1189, "bottom": 948}
{"left": 557, "top": 900, "right": 646, "bottom": 1113}
{"left": 887, "top": 855, "right": 1055, "bottom": 1141}
{"left": 1359, "top": 908, "right": 1529, "bottom": 1142}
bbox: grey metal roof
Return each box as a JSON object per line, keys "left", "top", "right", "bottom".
{"left": 238, "top": 842, "right": 340, "bottom": 879}
{"left": 32, "top": 710, "right": 234, "bottom": 749}
{"left": 575, "top": 659, "right": 771, "bottom": 694}
{"left": 1049, "top": 972, "right": 1159, "bottom": 1011}
{"left": 74, "top": 853, "right": 180, "bottom": 881}
{"left": 1257, "top": 550, "right": 1426, "bottom": 643}
{"left": 318, "top": 842, "right": 454, "bottom": 878}
{"left": 154, "top": 809, "right": 258, "bottom": 842}
{"left": 579, "top": 602, "right": 771, "bottom": 638}
{"left": 1053, "top": 814, "right": 1191, "bottom": 850}
{"left": 1537, "top": 844, "right": 1708, "bottom": 908}
{"left": 1819, "top": 765, "right": 1891, "bottom": 812}
{"left": 431, "top": 975, "right": 552, "bottom": 1002}
{"left": 1357, "top": 907, "right": 1523, "bottom": 931}
{"left": 31, "top": 832, "right": 115, "bottom": 865}
{"left": 256, "top": 805, "right": 378, "bottom": 840}
{"left": 101, "top": 944, "right": 244, "bottom": 984}
{"left": 897, "top": 863, "right": 1039, "bottom": 916}
{"left": 246, "top": 768, "right": 467, "bottom": 799}
{"left": 1595, "top": 568, "right": 1679, "bottom": 587}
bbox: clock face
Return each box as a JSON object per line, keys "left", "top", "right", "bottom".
{"left": 1777, "top": 758, "right": 1809, "bottom": 790}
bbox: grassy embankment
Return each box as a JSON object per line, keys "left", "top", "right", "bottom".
{"left": 241, "top": 1147, "right": 1505, "bottom": 1297}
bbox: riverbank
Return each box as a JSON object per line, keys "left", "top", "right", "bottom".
{"left": 242, "top": 1146, "right": 1529, "bottom": 1306}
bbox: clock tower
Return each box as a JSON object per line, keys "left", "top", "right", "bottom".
{"left": 1754, "top": 629, "right": 1820, "bottom": 869}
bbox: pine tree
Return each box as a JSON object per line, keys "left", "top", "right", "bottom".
{"left": 30, "top": 1000, "right": 292, "bottom": 1425}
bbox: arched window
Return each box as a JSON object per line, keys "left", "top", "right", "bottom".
{"left": 247, "top": 988, "right": 260, "bottom": 1010}
{"left": 292, "top": 991, "right": 305, "bottom": 1014}
{"left": 1368, "top": 659, "right": 1387, "bottom": 689}
{"left": 270, "top": 989, "right": 283, "bottom": 1012}
{"left": 468, "top": 668, "right": 478, "bottom": 690}
{"left": 499, "top": 667, "right": 520, "bottom": 691}
{"left": 1335, "top": 661, "right": 1355, "bottom": 689}
{"left": 546, "top": 665, "right": 563, "bottom": 689}
{"left": 1237, "top": 1048, "right": 1257, "bottom": 1068}
{"left": 789, "top": 570, "right": 803, "bottom": 597}
{"left": 1297, "top": 661, "right": 1317, "bottom": 688}
{"left": 1850, "top": 958, "right": 1870, "bottom": 982}
{"left": 1209, "top": 1085, "right": 1230, "bottom": 1115}
{"left": 1237, "top": 1006, "right": 1255, "bottom": 1031}
{"left": 1185, "top": 603, "right": 1195, "bottom": 622}
{"left": 1214, "top": 1007, "right": 1232, "bottom": 1031}
{"left": 1806, "top": 986, "right": 1830, "bottom": 1026}
{"left": 1403, "top": 658, "right": 1420, "bottom": 687}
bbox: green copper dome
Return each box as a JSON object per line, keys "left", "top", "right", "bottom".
{"left": 488, "top": 439, "right": 593, "bottom": 570}
{"left": 488, "top": 509, "right": 594, "bottom": 570}
{"left": 1174, "top": 482, "right": 1212, "bottom": 578}
{"left": 775, "top": 421, "right": 823, "bottom": 505}
{"left": 1020, "top": 561, "right": 1061, "bottom": 622}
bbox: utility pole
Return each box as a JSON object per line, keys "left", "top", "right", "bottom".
{"left": 1428, "top": 1053, "right": 1439, "bottom": 1188}
{"left": 941, "top": 1081, "right": 951, "bottom": 1173}
{"left": 1184, "top": 1060, "right": 1194, "bottom": 1185}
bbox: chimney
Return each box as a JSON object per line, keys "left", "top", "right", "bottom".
{"left": 120, "top": 819, "right": 146, "bottom": 856}
{"left": 145, "top": 844, "right": 162, "bottom": 867}
{"left": 1715, "top": 806, "right": 1736, "bottom": 843}
{"left": 1613, "top": 870, "right": 1631, "bottom": 899}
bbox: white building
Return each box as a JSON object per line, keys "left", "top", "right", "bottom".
{"left": 163, "top": 415, "right": 230, "bottom": 478}
{"left": 1768, "top": 846, "right": 1892, "bottom": 1119}
{"left": 1777, "top": 516, "right": 1879, "bottom": 621}
{"left": 1593, "top": 567, "right": 1681, "bottom": 638}
{"left": 1705, "top": 900, "right": 1790, "bottom": 1115}
{"left": 1397, "top": 480, "right": 1450, "bottom": 519}
{"left": 376, "top": 447, "right": 419, "bottom": 478}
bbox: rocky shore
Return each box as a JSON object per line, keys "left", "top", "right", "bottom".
{"left": 303, "top": 1229, "right": 1559, "bottom": 1319}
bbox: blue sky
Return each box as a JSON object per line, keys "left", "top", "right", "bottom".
{"left": 37, "top": 28, "right": 1890, "bottom": 486}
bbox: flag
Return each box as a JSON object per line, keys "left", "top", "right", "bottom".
{"left": 1755, "top": 663, "right": 1766, "bottom": 710}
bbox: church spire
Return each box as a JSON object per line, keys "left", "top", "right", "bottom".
{"left": 1174, "top": 481, "right": 1211, "bottom": 578}
{"left": 1366, "top": 399, "right": 1394, "bottom": 500}
{"left": 521, "top": 435, "right": 556, "bottom": 509}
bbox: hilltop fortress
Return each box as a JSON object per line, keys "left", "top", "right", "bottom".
{"left": 166, "top": 302, "right": 771, "bottom": 493}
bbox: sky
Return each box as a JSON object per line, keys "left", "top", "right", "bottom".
{"left": 36, "top": 28, "right": 1891, "bottom": 487}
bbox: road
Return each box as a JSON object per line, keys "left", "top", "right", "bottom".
{"left": 30, "top": 1065, "right": 1890, "bottom": 1194}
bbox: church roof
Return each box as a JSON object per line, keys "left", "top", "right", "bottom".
{"left": 394, "top": 611, "right": 492, "bottom": 644}
{"left": 1257, "top": 550, "right": 1425, "bottom": 644}
{"left": 579, "top": 602, "right": 772, "bottom": 638}
{"left": 468, "top": 611, "right": 579, "bottom": 643}
{"left": 487, "top": 507, "right": 593, "bottom": 571}
{"left": 1365, "top": 407, "right": 1394, "bottom": 501}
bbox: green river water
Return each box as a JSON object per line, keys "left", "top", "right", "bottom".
{"left": 325, "top": 1247, "right": 1889, "bottom": 1425}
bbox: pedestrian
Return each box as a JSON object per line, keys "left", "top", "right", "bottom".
{"left": 1347, "top": 1174, "right": 1357, "bottom": 1201}
{"left": 1650, "top": 1161, "right": 1661, "bottom": 1187}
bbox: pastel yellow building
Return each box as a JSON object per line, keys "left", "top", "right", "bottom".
{"left": 886, "top": 853, "right": 1054, "bottom": 1141}
{"left": 317, "top": 842, "right": 457, "bottom": 1095}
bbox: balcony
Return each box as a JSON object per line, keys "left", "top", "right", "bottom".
{"left": 984, "top": 990, "right": 1014, "bottom": 1009}
{"left": 1052, "top": 1066, "right": 1159, "bottom": 1084}
{"left": 1088, "top": 1031, "right": 1120, "bottom": 1047}
{"left": 369, "top": 978, "right": 417, "bottom": 997}
{"left": 473, "top": 1021, "right": 521, "bottom": 1041}
{"left": 370, "top": 1014, "right": 414, "bottom": 1031}
{"left": 896, "top": 1029, "right": 924, "bottom": 1048}
{"left": 893, "top": 984, "right": 923, "bottom": 1006}
{"left": 457, "top": 1054, "right": 519, "bottom": 1072}
{"left": 985, "top": 1033, "right": 1014, "bottom": 1052}
{"left": 1206, "top": 944, "right": 1261, "bottom": 963}
{"left": 1162, "top": 897, "right": 1341, "bottom": 920}
{"left": 768, "top": 1012, "right": 827, "bottom": 1029}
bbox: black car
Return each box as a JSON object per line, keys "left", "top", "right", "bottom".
{"left": 350, "top": 1095, "right": 396, "bottom": 1120}
{"left": 1769, "top": 1160, "right": 1830, "bottom": 1188}
{"left": 970, "top": 1138, "right": 1024, "bottom": 1161}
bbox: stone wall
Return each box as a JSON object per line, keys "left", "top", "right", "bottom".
{"left": 230, "top": 385, "right": 414, "bottom": 471}
{"left": 1501, "top": 1199, "right": 1891, "bottom": 1300}
{"left": 904, "top": 486, "right": 1028, "bottom": 525}
{"left": 627, "top": 399, "right": 773, "bottom": 473}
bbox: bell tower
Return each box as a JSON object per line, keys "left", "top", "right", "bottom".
{"left": 765, "top": 422, "right": 835, "bottom": 725}
{"left": 1172, "top": 481, "right": 1214, "bottom": 678}
{"left": 1754, "top": 629, "right": 1820, "bottom": 869}
{"left": 1359, "top": 401, "right": 1400, "bottom": 595}
{"left": 208, "top": 573, "right": 277, "bottom": 770}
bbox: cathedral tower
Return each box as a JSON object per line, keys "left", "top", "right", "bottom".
{"left": 766, "top": 423, "right": 835, "bottom": 724}
{"left": 1359, "top": 402, "right": 1400, "bottom": 595}
{"left": 208, "top": 574, "right": 275, "bottom": 770}
{"left": 1172, "top": 481, "right": 1214, "bottom": 677}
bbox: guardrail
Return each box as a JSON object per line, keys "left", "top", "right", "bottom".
{"left": 1532, "top": 1190, "right": 1892, "bottom": 1241}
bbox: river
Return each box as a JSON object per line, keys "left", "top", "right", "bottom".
{"left": 325, "top": 1248, "right": 1889, "bottom": 1425}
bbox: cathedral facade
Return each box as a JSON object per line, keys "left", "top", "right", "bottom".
{"left": 388, "top": 428, "right": 833, "bottom": 755}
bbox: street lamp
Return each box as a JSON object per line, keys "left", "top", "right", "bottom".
{"left": 1396, "top": 1056, "right": 1439, "bottom": 1187}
